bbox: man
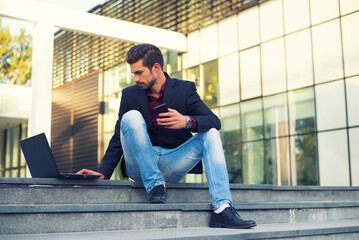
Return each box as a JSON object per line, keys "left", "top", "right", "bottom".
{"left": 78, "top": 43, "right": 256, "bottom": 229}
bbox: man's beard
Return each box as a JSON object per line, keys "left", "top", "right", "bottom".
{"left": 137, "top": 76, "right": 156, "bottom": 90}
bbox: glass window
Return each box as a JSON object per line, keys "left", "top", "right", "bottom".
{"left": 265, "top": 137, "right": 290, "bottom": 185}
{"left": 316, "top": 80, "right": 347, "bottom": 131}
{"left": 288, "top": 87, "right": 316, "bottom": 135}
{"left": 187, "top": 65, "right": 200, "bottom": 92}
{"left": 182, "top": 53, "right": 189, "bottom": 70}
{"left": 261, "top": 38, "right": 286, "bottom": 95}
{"left": 201, "top": 60, "right": 218, "bottom": 108}
{"left": 283, "top": 0, "right": 310, "bottom": 34}
{"left": 224, "top": 143, "right": 242, "bottom": 184}
{"left": 219, "top": 15, "right": 238, "bottom": 57}
{"left": 238, "top": 6, "right": 260, "bottom": 50}
{"left": 318, "top": 130, "right": 350, "bottom": 186}
{"left": 346, "top": 76, "right": 359, "bottom": 126}
{"left": 310, "top": 0, "right": 339, "bottom": 25}
{"left": 11, "top": 127, "right": 19, "bottom": 169}
{"left": 341, "top": 12, "right": 359, "bottom": 77}
{"left": 220, "top": 103, "right": 240, "bottom": 144}
{"left": 219, "top": 53, "right": 239, "bottom": 105}
{"left": 290, "top": 134, "right": 318, "bottom": 186}
{"left": 241, "top": 99, "right": 263, "bottom": 141}
{"left": 349, "top": 127, "right": 359, "bottom": 186}
{"left": 239, "top": 47, "right": 261, "bottom": 100}
{"left": 188, "top": 31, "right": 200, "bottom": 67}
{"left": 285, "top": 29, "right": 313, "bottom": 90}
{"left": 312, "top": 19, "right": 343, "bottom": 83}
{"left": 0, "top": 131, "right": 4, "bottom": 176}
{"left": 243, "top": 140, "right": 265, "bottom": 184}
{"left": 263, "top": 93, "right": 289, "bottom": 138}
{"left": 164, "top": 51, "right": 179, "bottom": 74}
{"left": 171, "top": 71, "right": 182, "bottom": 80}
{"left": 340, "top": 0, "right": 359, "bottom": 15}
{"left": 260, "top": 0, "right": 284, "bottom": 42}
{"left": 200, "top": 24, "right": 218, "bottom": 63}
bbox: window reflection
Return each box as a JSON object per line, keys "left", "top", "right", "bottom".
{"left": 219, "top": 53, "right": 239, "bottom": 105}
{"left": 202, "top": 60, "right": 219, "bottom": 108}
{"left": 310, "top": 0, "right": 339, "bottom": 25}
{"left": 265, "top": 137, "right": 290, "bottom": 185}
{"left": 224, "top": 143, "right": 242, "bottom": 184}
{"left": 346, "top": 76, "right": 359, "bottom": 126}
{"left": 200, "top": 24, "right": 218, "bottom": 63}
{"left": 220, "top": 104, "right": 240, "bottom": 144}
{"left": 290, "top": 134, "right": 318, "bottom": 186}
{"left": 263, "top": 93, "right": 289, "bottom": 138}
{"left": 341, "top": 12, "right": 359, "bottom": 77}
{"left": 187, "top": 66, "right": 200, "bottom": 88}
{"left": 219, "top": 15, "right": 238, "bottom": 57}
{"left": 340, "top": 0, "right": 359, "bottom": 15}
{"left": 315, "top": 80, "right": 346, "bottom": 131}
{"left": 261, "top": 38, "right": 286, "bottom": 95}
{"left": 0, "top": 124, "right": 27, "bottom": 178}
{"left": 237, "top": 5, "right": 260, "bottom": 50}
{"left": 260, "top": 0, "right": 283, "bottom": 42}
{"left": 283, "top": 0, "right": 310, "bottom": 34}
{"left": 188, "top": 31, "right": 200, "bottom": 67}
{"left": 285, "top": 29, "right": 313, "bottom": 90}
{"left": 288, "top": 88, "right": 316, "bottom": 135}
{"left": 318, "top": 130, "right": 349, "bottom": 186}
{"left": 239, "top": 47, "right": 261, "bottom": 100}
{"left": 163, "top": 50, "right": 180, "bottom": 75}
{"left": 312, "top": 19, "right": 343, "bottom": 83}
{"left": 241, "top": 99, "right": 263, "bottom": 141}
{"left": 243, "top": 140, "right": 265, "bottom": 184}
{"left": 349, "top": 128, "right": 359, "bottom": 186}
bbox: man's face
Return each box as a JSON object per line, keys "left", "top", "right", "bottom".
{"left": 130, "top": 59, "right": 156, "bottom": 90}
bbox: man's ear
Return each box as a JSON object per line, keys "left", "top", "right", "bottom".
{"left": 152, "top": 63, "right": 162, "bottom": 73}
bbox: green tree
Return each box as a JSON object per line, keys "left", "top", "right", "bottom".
{"left": 0, "top": 19, "right": 32, "bottom": 85}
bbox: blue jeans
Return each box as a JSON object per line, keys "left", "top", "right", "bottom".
{"left": 120, "top": 110, "right": 233, "bottom": 210}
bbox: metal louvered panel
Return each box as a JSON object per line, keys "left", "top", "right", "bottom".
{"left": 53, "top": 0, "right": 267, "bottom": 88}
{"left": 51, "top": 84, "right": 73, "bottom": 172}
{"left": 51, "top": 72, "right": 101, "bottom": 173}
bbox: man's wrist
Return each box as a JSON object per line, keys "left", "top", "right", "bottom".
{"left": 185, "top": 115, "right": 193, "bottom": 129}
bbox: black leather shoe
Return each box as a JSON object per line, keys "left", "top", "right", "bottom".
{"left": 209, "top": 206, "right": 257, "bottom": 229}
{"left": 149, "top": 184, "right": 167, "bottom": 204}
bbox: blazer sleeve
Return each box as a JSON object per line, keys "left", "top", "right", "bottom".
{"left": 97, "top": 92, "right": 129, "bottom": 178}
{"left": 186, "top": 82, "right": 221, "bottom": 132}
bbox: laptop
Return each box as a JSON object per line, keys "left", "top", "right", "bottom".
{"left": 20, "top": 133, "right": 101, "bottom": 179}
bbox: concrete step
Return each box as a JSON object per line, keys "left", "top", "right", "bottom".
{"left": 1, "top": 201, "right": 359, "bottom": 235}
{"left": 1, "top": 219, "right": 359, "bottom": 240}
{"left": 1, "top": 177, "right": 359, "bottom": 205}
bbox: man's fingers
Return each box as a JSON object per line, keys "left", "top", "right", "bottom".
{"left": 77, "top": 169, "right": 94, "bottom": 174}
{"left": 77, "top": 169, "right": 105, "bottom": 179}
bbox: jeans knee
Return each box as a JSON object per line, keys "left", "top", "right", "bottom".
{"left": 201, "top": 128, "right": 220, "bottom": 139}
{"left": 121, "top": 110, "right": 145, "bottom": 129}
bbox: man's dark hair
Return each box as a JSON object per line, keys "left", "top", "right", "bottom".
{"left": 126, "top": 44, "right": 164, "bottom": 71}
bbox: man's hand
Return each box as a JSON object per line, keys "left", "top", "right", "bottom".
{"left": 76, "top": 169, "right": 105, "bottom": 179}
{"left": 157, "top": 108, "right": 187, "bottom": 129}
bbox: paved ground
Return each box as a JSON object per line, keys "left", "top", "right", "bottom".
{"left": 1, "top": 220, "right": 359, "bottom": 240}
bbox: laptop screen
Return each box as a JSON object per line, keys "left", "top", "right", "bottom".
{"left": 20, "top": 133, "right": 60, "bottom": 178}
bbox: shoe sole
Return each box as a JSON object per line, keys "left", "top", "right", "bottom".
{"left": 209, "top": 222, "right": 257, "bottom": 229}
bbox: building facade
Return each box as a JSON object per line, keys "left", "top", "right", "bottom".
{"left": 51, "top": 0, "right": 359, "bottom": 186}
{"left": 0, "top": 84, "right": 30, "bottom": 177}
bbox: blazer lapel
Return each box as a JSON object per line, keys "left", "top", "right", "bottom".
{"left": 137, "top": 88, "right": 154, "bottom": 131}
{"left": 163, "top": 75, "right": 176, "bottom": 107}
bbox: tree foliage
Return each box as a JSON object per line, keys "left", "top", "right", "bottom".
{"left": 0, "top": 19, "right": 32, "bottom": 85}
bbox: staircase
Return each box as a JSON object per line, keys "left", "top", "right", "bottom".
{"left": 1, "top": 177, "right": 359, "bottom": 239}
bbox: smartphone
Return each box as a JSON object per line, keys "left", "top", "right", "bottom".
{"left": 154, "top": 103, "right": 169, "bottom": 117}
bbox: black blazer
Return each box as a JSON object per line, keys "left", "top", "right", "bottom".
{"left": 98, "top": 74, "right": 221, "bottom": 178}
